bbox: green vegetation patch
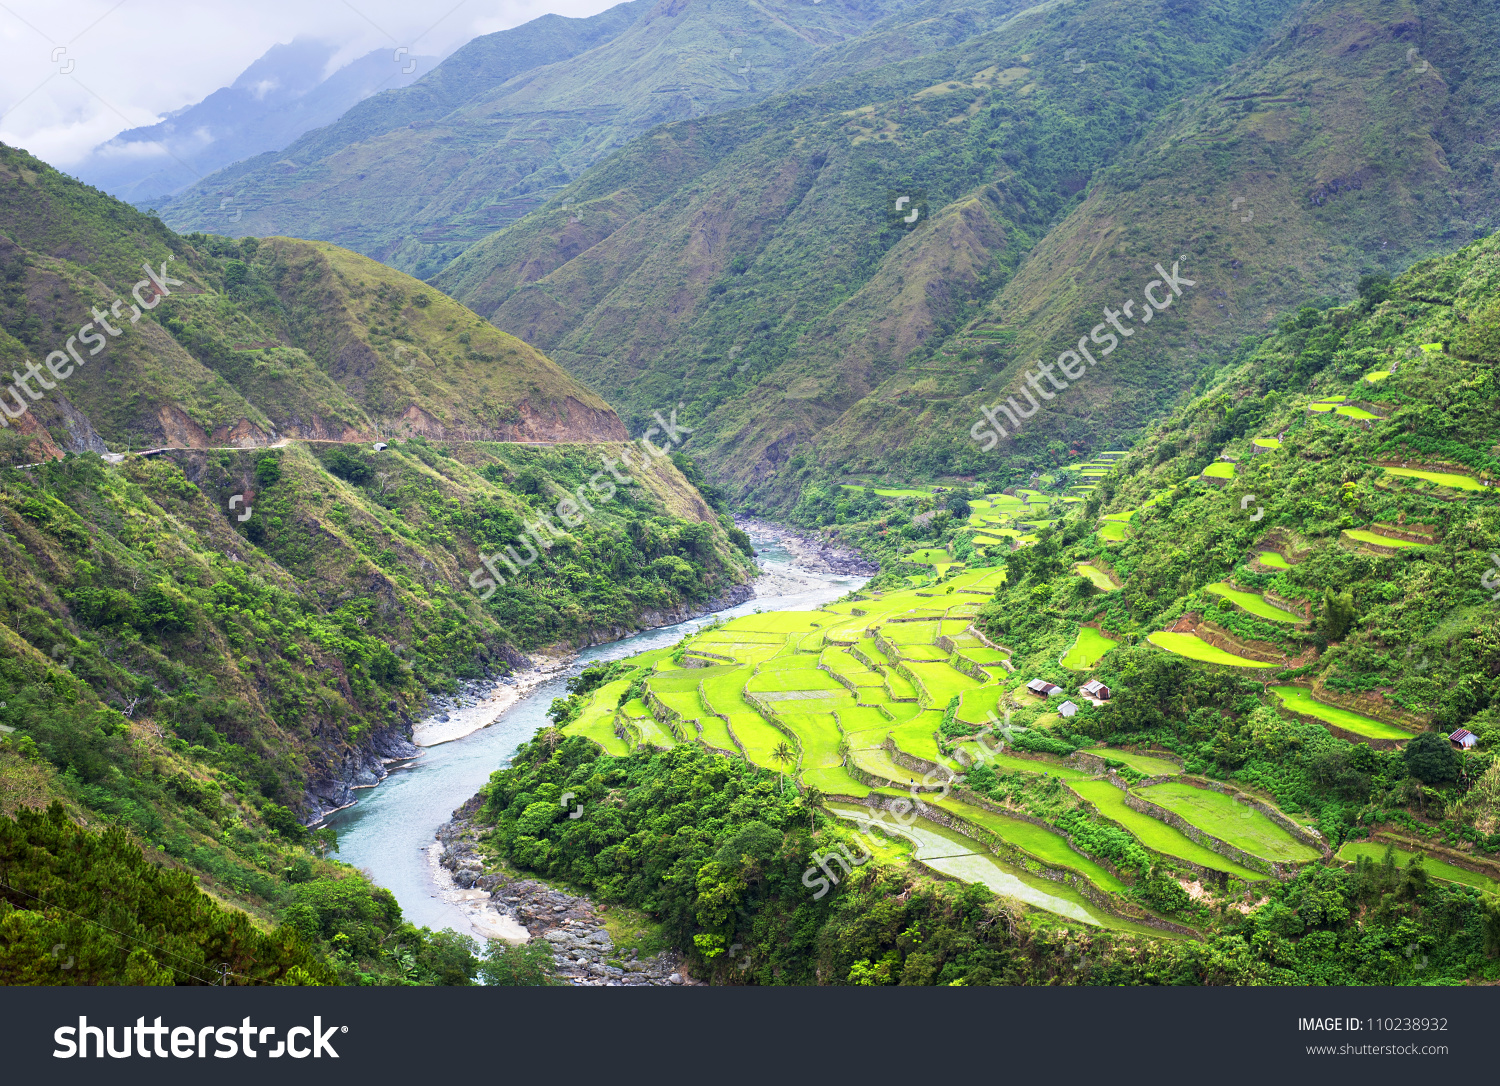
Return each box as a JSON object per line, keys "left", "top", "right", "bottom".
{"left": 1147, "top": 632, "right": 1276, "bottom": 669}
{"left": 1267, "top": 686, "right": 1413, "bottom": 740}
{"left": 1075, "top": 563, "right": 1117, "bottom": 591}
{"left": 1335, "top": 843, "right": 1499, "bottom": 894}
{"left": 1138, "top": 782, "right": 1322, "bottom": 863}
{"left": 933, "top": 797, "right": 1125, "bottom": 893}
{"left": 1205, "top": 583, "right": 1303, "bottom": 622}
{"left": 1067, "top": 780, "right": 1265, "bottom": 880}
{"left": 1061, "top": 625, "right": 1118, "bottom": 669}
{"left": 1382, "top": 468, "right": 1486, "bottom": 491}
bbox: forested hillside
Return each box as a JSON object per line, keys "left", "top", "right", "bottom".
{"left": 432, "top": 0, "right": 1496, "bottom": 512}
{"left": 156, "top": 0, "right": 973, "bottom": 278}
{"left": 442, "top": 231, "right": 1500, "bottom": 986}
{"left": 0, "top": 142, "right": 754, "bottom": 979}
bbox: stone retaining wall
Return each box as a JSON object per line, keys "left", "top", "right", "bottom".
{"left": 1370, "top": 831, "right": 1500, "bottom": 880}
{"left": 1173, "top": 776, "right": 1330, "bottom": 857}
{"left": 1195, "top": 618, "right": 1288, "bottom": 664}
{"left": 851, "top": 793, "right": 1196, "bottom": 938}
{"left": 1308, "top": 675, "right": 1429, "bottom": 731}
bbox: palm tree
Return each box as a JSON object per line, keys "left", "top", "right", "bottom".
{"left": 802, "top": 785, "right": 826, "bottom": 831}
{"left": 771, "top": 740, "right": 795, "bottom": 792}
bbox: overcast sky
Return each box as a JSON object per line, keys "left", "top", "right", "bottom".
{"left": 0, "top": 0, "right": 621, "bottom": 168}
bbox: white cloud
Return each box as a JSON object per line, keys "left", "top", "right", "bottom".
{"left": 0, "top": 0, "right": 624, "bottom": 168}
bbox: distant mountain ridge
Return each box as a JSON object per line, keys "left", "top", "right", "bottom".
{"left": 154, "top": 0, "right": 1025, "bottom": 277}
{"left": 0, "top": 143, "right": 621, "bottom": 460}
{"left": 69, "top": 38, "right": 441, "bottom": 206}
{"left": 432, "top": 0, "right": 1500, "bottom": 511}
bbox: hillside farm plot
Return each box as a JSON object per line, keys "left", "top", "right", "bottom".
{"left": 893, "top": 644, "right": 951, "bottom": 662}
{"left": 905, "top": 661, "right": 984, "bottom": 705}
{"left": 1343, "top": 529, "right": 1427, "bottom": 548}
{"left": 1098, "top": 521, "right": 1130, "bottom": 543}
{"left": 884, "top": 671, "right": 918, "bottom": 701}
{"left": 882, "top": 621, "right": 943, "bottom": 644}
{"left": 699, "top": 667, "right": 753, "bottom": 715}
{"left": 804, "top": 767, "right": 870, "bottom": 798}
{"left": 1268, "top": 686, "right": 1413, "bottom": 741}
{"left": 1085, "top": 748, "right": 1181, "bottom": 776}
{"left": 955, "top": 687, "right": 1001, "bottom": 726}
{"left": 1205, "top": 583, "right": 1303, "bottom": 622}
{"left": 1254, "top": 550, "right": 1293, "bottom": 570}
{"left": 721, "top": 612, "right": 840, "bottom": 633}
{"left": 747, "top": 668, "right": 845, "bottom": 695}
{"left": 1068, "top": 780, "right": 1265, "bottom": 880}
{"left": 933, "top": 798, "right": 1125, "bottom": 893}
{"left": 779, "top": 712, "right": 843, "bottom": 768}
{"left": 697, "top": 712, "right": 740, "bottom": 753}
{"left": 889, "top": 714, "right": 950, "bottom": 767}
{"left": 1075, "top": 563, "right": 1117, "bottom": 591}
{"left": 1138, "top": 783, "right": 1322, "bottom": 863}
{"left": 852, "top": 747, "right": 921, "bottom": 785}
{"left": 962, "top": 749, "right": 1092, "bottom": 780}
{"left": 728, "top": 713, "right": 791, "bottom": 769}
{"left": 958, "top": 646, "right": 1010, "bottom": 667}
{"left": 757, "top": 654, "right": 823, "bottom": 672}
{"left": 1201, "top": 461, "right": 1235, "bottom": 480}
{"left": 1381, "top": 467, "right": 1486, "bottom": 491}
{"left": 1336, "top": 842, "right": 1499, "bottom": 894}
{"left": 838, "top": 704, "right": 894, "bottom": 736}
{"left": 690, "top": 642, "right": 780, "bottom": 665}
{"left": 1061, "top": 625, "right": 1117, "bottom": 669}
{"left": 561, "top": 678, "right": 632, "bottom": 756}
{"left": 822, "top": 648, "right": 885, "bottom": 686}
{"left": 1148, "top": 631, "right": 1277, "bottom": 668}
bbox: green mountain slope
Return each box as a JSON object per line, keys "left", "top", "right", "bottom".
{"left": 0, "top": 144, "right": 623, "bottom": 458}
{"left": 983, "top": 226, "right": 1500, "bottom": 754}
{"left": 0, "top": 142, "right": 755, "bottom": 943}
{"left": 155, "top": 0, "right": 955, "bottom": 278}
{"left": 437, "top": 0, "right": 1498, "bottom": 513}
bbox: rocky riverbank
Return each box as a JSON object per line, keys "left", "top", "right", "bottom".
{"left": 737, "top": 517, "right": 880, "bottom": 579}
{"left": 436, "top": 805, "right": 700, "bottom": 986}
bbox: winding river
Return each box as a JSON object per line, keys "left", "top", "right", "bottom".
{"left": 326, "top": 529, "right": 866, "bottom": 936}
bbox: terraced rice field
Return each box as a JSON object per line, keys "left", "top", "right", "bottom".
{"left": 747, "top": 668, "right": 844, "bottom": 694}
{"left": 1344, "top": 529, "right": 1427, "bottom": 548}
{"left": 1138, "top": 783, "right": 1322, "bottom": 863}
{"left": 1075, "top": 563, "right": 1117, "bottom": 591}
{"left": 1335, "top": 842, "right": 1499, "bottom": 894}
{"left": 895, "top": 644, "right": 953, "bottom": 662}
{"left": 904, "top": 548, "right": 954, "bottom": 565}
{"left": 882, "top": 620, "right": 941, "bottom": 643}
{"left": 1205, "top": 583, "right": 1303, "bottom": 622}
{"left": 1098, "top": 520, "right": 1130, "bottom": 542}
{"left": 561, "top": 678, "right": 633, "bottom": 756}
{"left": 1084, "top": 748, "right": 1181, "bottom": 776}
{"left": 1061, "top": 625, "right": 1117, "bottom": 669}
{"left": 1067, "top": 780, "right": 1265, "bottom": 880}
{"left": 905, "top": 661, "right": 983, "bottom": 705}
{"left": 933, "top": 797, "right": 1125, "bottom": 893}
{"left": 884, "top": 671, "right": 918, "bottom": 700}
{"left": 1254, "top": 550, "right": 1293, "bottom": 569}
{"left": 828, "top": 805, "right": 1163, "bottom": 932}
{"left": 780, "top": 712, "right": 843, "bottom": 768}
{"left": 1268, "top": 686, "right": 1414, "bottom": 741}
{"left": 851, "top": 747, "right": 920, "bottom": 785}
{"left": 729, "top": 713, "right": 792, "bottom": 768}
{"left": 1148, "top": 631, "right": 1277, "bottom": 668}
{"left": 1201, "top": 461, "right": 1236, "bottom": 479}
